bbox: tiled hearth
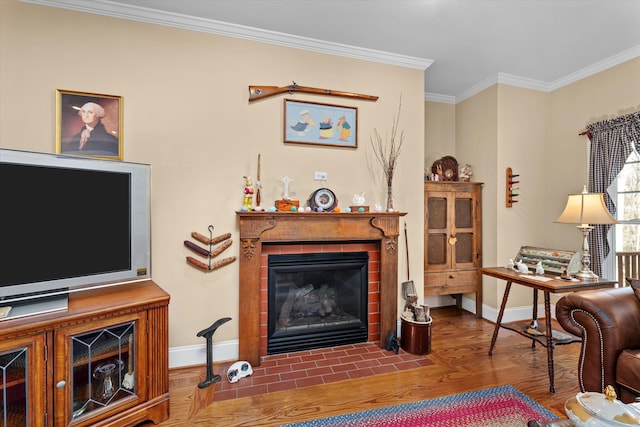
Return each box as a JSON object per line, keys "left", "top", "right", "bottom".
{"left": 213, "top": 342, "right": 433, "bottom": 401}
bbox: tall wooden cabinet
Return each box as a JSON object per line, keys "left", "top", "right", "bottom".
{"left": 0, "top": 280, "right": 169, "bottom": 426}
{"left": 424, "top": 181, "right": 483, "bottom": 318}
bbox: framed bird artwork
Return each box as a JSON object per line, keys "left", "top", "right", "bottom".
{"left": 283, "top": 99, "right": 358, "bottom": 149}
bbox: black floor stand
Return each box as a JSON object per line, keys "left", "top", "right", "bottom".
{"left": 196, "top": 317, "right": 232, "bottom": 389}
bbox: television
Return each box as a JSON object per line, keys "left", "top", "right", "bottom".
{"left": 0, "top": 148, "right": 151, "bottom": 319}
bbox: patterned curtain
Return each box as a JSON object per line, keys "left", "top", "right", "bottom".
{"left": 586, "top": 111, "right": 640, "bottom": 276}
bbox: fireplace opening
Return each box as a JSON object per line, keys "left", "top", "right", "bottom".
{"left": 267, "top": 251, "right": 369, "bottom": 354}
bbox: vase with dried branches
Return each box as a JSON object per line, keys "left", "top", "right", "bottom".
{"left": 370, "top": 97, "right": 404, "bottom": 212}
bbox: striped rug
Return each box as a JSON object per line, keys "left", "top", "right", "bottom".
{"left": 282, "top": 385, "right": 557, "bottom": 427}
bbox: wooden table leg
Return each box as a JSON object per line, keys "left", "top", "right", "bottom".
{"left": 531, "top": 288, "right": 538, "bottom": 349}
{"left": 543, "top": 291, "right": 555, "bottom": 393}
{"left": 488, "top": 281, "right": 512, "bottom": 356}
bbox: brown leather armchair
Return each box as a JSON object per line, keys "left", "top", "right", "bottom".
{"left": 556, "top": 286, "right": 640, "bottom": 403}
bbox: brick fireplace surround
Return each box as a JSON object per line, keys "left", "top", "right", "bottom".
{"left": 237, "top": 212, "right": 405, "bottom": 367}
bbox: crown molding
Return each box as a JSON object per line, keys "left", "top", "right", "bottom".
{"left": 425, "top": 92, "right": 456, "bottom": 104}
{"left": 547, "top": 44, "right": 640, "bottom": 91}
{"left": 437, "top": 45, "right": 640, "bottom": 104}
{"left": 19, "top": 0, "right": 639, "bottom": 104}
{"left": 20, "top": 0, "right": 433, "bottom": 71}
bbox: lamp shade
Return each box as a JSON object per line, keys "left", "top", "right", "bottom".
{"left": 555, "top": 187, "right": 617, "bottom": 226}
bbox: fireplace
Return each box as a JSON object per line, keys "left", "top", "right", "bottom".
{"left": 267, "top": 252, "right": 369, "bottom": 354}
{"left": 237, "top": 211, "right": 405, "bottom": 366}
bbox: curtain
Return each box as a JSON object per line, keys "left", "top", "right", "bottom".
{"left": 586, "top": 111, "right": 640, "bottom": 276}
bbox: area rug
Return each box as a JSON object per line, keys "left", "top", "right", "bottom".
{"left": 282, "top": 384, "right": 557, "bottom": 427}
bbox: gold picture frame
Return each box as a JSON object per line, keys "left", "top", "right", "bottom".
{"left": 56, "top": 90, "right": 123, "bottom": 160}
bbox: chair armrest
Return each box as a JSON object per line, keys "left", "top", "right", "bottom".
{"left": 556, "top": 286, "right": 640, "bottom": 394}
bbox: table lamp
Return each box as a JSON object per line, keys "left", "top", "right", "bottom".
{"left": 555, "top": 186, "right": 617, "bottom": 280}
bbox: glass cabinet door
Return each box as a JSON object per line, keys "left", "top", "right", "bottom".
{"left": 70, "top": 321, "right": 136, "bottom": 420}
{"left": 425, "top": 192, "right": 449, "bottom": 269}
{"left": 425, "top": 189, "right": 479, "bottom": 272}
{"left": 453, "top": 192, "right": 477, "bottom": 269}
{"left": 0, "top": 334, "right": 46, "bottom": 427}
{"left": 0, "top": 348, "right": 28, "bottom": 426}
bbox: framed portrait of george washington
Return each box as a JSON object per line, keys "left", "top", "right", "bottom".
{"left": 56, "top": 90, "right": 123, "bottom": 160}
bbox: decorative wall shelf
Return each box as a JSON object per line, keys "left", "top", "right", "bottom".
{"left": 506, "top": 167, "right": 519, "bottom": 207}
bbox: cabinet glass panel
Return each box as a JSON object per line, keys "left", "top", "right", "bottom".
{"left": 71, "top": 322, "right": 135, "bottom": 420}
{"left": 427, "top": 197, "right": 447, "bottom": 229}
{"left": 0, "top": 348, "right": 27, "bottom": 426}
{"left": 455, "top": 232, "right": 473, "bottom": 263}
{"left": 427, "top": 234, "right": 447, "bottom": 265}
{"left": 454, "top": 197, "right": 472, "bottom": 229}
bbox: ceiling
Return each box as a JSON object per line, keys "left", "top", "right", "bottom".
{"left": 29, "top": 0, "right": 640, "bottom": 102}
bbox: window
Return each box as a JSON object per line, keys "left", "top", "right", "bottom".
{"left": 605, "top": 149, "right": 640, "bottom": 280}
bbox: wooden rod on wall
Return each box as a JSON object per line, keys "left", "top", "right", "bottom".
{"left": 578, "top": 129, "right": 592, "bottom": 140}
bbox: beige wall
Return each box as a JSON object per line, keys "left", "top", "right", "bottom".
{"left": 546, "top": 58, "right": 640, "bottom": 251}
{"left": 424, "top": 101, "right": 455, "bottom": 171}
{"left": 455, "top": 87, "right": 499, "bottom": 306}
{"left": 428, "top": 57, "right": 639, "bottom": 310}
{"left": 0, "top": 1, "right": 425, "bottom": 349}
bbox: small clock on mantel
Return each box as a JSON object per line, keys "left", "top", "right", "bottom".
{"left": 431, "top": 156, "right": 459, "bottom": 181}
{"left": 308, "top": 188, "right": 338, "bottom": 212}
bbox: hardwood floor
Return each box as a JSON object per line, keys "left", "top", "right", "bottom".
{"left": 147, "top": 306, "right": 582, "bottom": 426}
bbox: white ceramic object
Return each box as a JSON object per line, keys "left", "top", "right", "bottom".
{"left": 566, "top": 392, "right": 640, "bottom": 427}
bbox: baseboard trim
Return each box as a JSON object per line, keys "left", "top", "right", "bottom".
{"left": 169, "top": 339, "right": 238, "bottom": 369}
{"left": 168, "top": 297, "right": 557, "bottom": 369}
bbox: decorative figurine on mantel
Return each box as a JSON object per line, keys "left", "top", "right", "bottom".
{"left": 280, "top": 173, "right": 293, "bottom": 200}
{"left": 350, "top": 192, "right": 369, "bottom": 212}
{"left": 254, "top": 154, "right": 264, "bottom": 211}
{"left": 275, "top": 173, "right": 300, "bottom": 211}
{"left": 242, "top": 176, "right": 254, "bottom": 211}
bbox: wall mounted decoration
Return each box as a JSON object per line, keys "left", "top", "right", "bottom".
{"left": 506, "top": 167, "right": 519, "bottom": 207}
{"left": 56, "top": 90, "right": 123, "bottom": 160}
{"left": 284, "top": 99, "right": 358, "bottom": 149}
{"left": 249, "top": 81, "right": 378, "bottom": 103}
{"left": 184, "top": 226, "right": 236, "bottom": 272}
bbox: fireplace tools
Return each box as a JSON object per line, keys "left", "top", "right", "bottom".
{"left": 196, "top": 316, "right": 231, "bottom": 388}
{"left": 401, "top": 223, "right": 418, "bottom": 318}
{"left": 385, "top": 330, "right": 400, "bottom": 354}
{"left": 401, "top": 223, "right": 430, "bottom": 322}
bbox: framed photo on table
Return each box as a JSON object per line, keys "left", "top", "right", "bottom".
{"left": 56, "top": 90, "right": 123, "bottom": 160}
{"left": 284, "top": 99, "right": 358, "bottom": 148}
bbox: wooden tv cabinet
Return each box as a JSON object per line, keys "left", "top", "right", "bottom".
{"left": 0, "top": 280, "right": 170, "bottom": 426}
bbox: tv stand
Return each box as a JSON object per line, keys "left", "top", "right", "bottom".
{"left": 0, "top": 280, "right": 170, "bottom": 426}
{"left": 0, "top": 293, "right": 68, "bottom": 320}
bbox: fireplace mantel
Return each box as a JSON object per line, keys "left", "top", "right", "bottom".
{"left": 237, "top": 212, "right": 406, "bottom": 366}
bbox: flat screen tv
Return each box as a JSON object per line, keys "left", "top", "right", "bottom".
{"left": 0, "top": 148, "right": 151, "bottom": 319}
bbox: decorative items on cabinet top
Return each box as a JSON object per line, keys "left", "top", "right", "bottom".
{"left": 430, "top": 156, "right": 459, "bottom": 181}
{"left": 426, "top": 156, "right": 473, "bottom": 183}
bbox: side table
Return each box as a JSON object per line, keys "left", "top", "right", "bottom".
{"left": 481, "top": 267, "right": 616, "bottom": 393}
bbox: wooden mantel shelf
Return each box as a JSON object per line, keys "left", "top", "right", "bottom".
{"left": 237, "top": 211, "right": 406, "bottom": 366}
